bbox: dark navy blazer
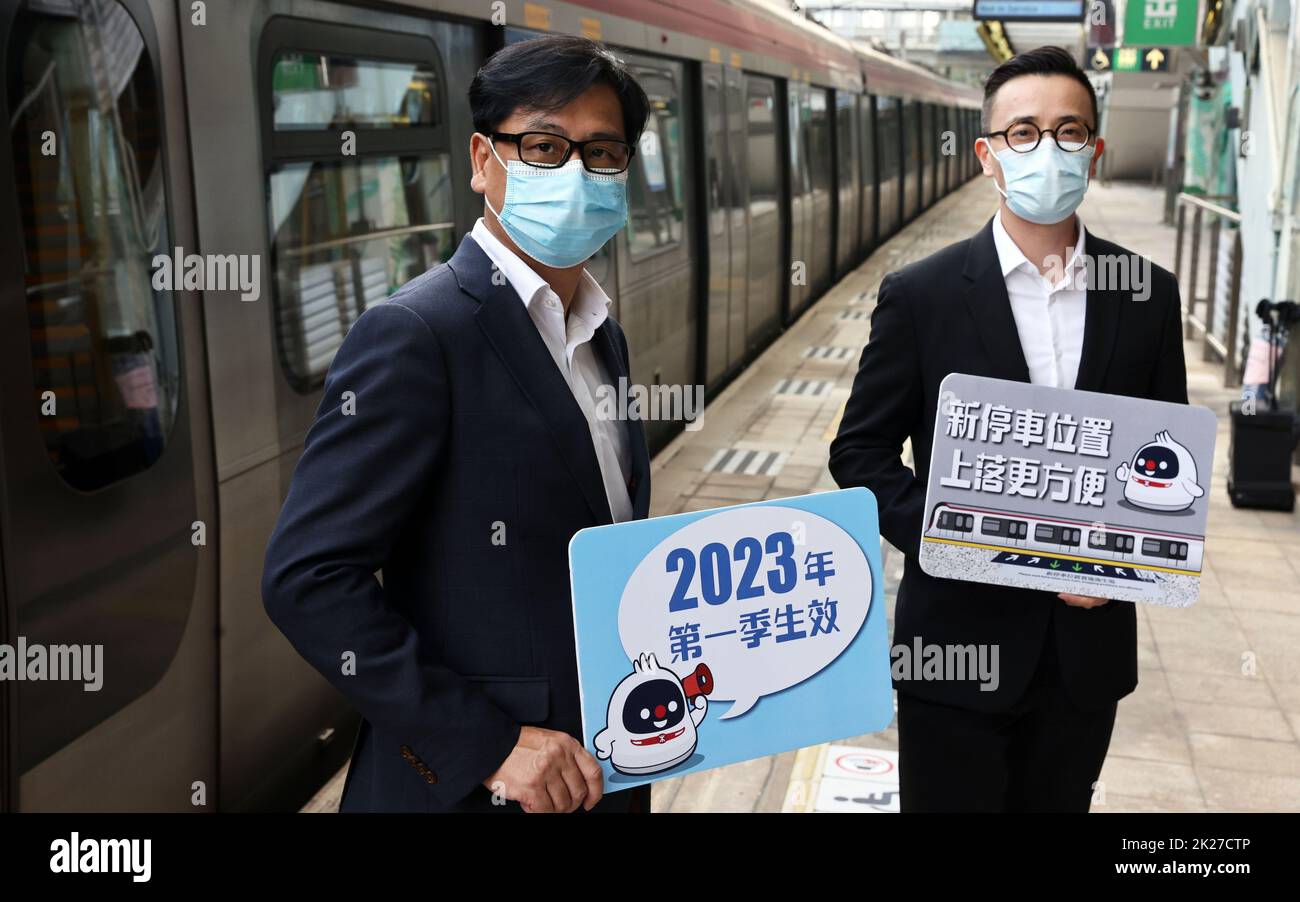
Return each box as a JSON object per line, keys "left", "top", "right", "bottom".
{"left": 262, "top": 235, "right": 652, "bottom": 812}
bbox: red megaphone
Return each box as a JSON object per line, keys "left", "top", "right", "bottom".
{"left": 681, "top": 663, "right": 714, "bottom": 701}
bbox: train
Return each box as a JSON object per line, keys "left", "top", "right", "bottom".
{"left": 0, "top": 0, "right": 982, "bottom": 810}
{"left": 927, "top": 502, "right": 1204, "bottom": 573}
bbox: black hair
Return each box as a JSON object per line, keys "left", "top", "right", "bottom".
{"left": 469, "top": 35, "right": 650, "bottom": 144}
{"left": 981, "top": 46, "right": 1099, "bottom": 134}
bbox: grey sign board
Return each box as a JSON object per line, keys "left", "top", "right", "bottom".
{"left": 919, "top": 374, "right": 1217, "bottom": 606}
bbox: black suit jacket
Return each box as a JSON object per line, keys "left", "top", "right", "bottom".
{"left": 262, "top": 235, "right": 652, "bottom": 812}
{"left": 829, "top": 217, "right": 1188, "bottom": 713}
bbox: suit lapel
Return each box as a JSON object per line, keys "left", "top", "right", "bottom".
{"left": 1072, "top": 230, "right": 1121, "bottom": 392}
{"left": 449, "top": 235, "right": 614, "bottom": 526}
{"left": 961, "top": 218, "right": 1032, "bottom": 384}
{"left": 592, "top": 323, "right": 650, "bottom": 519}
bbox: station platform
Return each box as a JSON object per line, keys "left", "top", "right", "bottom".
{"left": 304, "top": 178, "right": 1300, "bottom": 814}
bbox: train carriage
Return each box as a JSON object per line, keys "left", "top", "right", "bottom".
{"left": 0, "top": 0, "right": 979, "bottom": 811}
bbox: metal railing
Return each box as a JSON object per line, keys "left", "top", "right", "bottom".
{"left": 1174, "top": 193, "right": 1243, "bottom": 387}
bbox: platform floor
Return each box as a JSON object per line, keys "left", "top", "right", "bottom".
{"left": 304, "top": 178, "right": 1300, "bottom": 813}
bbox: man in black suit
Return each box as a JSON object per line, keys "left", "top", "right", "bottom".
{"left": 262, "top": 36, "right": 652, "bottom": 813}
{"left": 830, "top": 47, "right": 1188, "bottom": 811}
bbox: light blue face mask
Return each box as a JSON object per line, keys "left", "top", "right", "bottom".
{"left": 484, "top": 141, "right": 629, "bottom": 268}
{"left": 989, "top": 139, "right": 1093, "bottom": 225}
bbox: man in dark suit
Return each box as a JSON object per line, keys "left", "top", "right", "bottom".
{"left": 262, "top": 36, "right": 652, "bottom": 813}
{"left": 830, "top": 47, "right": 1188, "bottom": 811}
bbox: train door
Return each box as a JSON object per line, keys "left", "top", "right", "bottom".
{"left": 969, "top": 110, "right": 980, "bottom": 178}
{"left": 807, "top": 87, "right": 834, "bottom": 298}
{"left": 744, "top": 75, "right": 782, "bottom": 353}
{"left": 703, "top": 64, "right": 732, "bottom": 389}
{"left": 935, "top": 103, "right": 946, "bottom": 201}
{"left": 0, "top": 0, "right": 214, "bottom": 810}
{"left": 876, "top": 96, "right": 901, "bottom": 239}
{"left": 859, "top": 93, "right": 878, "bottom": 258}
{"left": 960, "top": 109, "right": 968, "bottom": 179}
{"left": 920, "top": 103, "right": 930, "bottom": 209}
{"left": 937, "top": 105, "right": 946, "bottom": 196}
{"left": 616, "top": 53, "right": 696, "bottom": 449}
{"left": 184, "top": 1, "right": 480, "bottom": 809}
{"left": 930, "top": 105, "right": 942, "bottom": 200}
{"left": 786, "top": 81, "right": 810, "bottom": 318}
{"left": 834, "top": 91, "right": 860, "bottom": 276}
{"left": 951, "top": 107, "right": 961, "bottom": 192}
{"left": 901, "top": 100, "right": 917, "bottom": 222}
{"left": 724, "top": 66, "right": 750, "bottom": 371}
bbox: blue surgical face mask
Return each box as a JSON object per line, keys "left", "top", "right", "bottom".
{"left": 986, "top": 138, "right": 1093, "bottom": 225}
{"left": 483, "top": 140, "right": 629, "bottom": 268}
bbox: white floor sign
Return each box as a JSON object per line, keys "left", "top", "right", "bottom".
{"left": 813, "top": 745, "right": 900, "bottom": 813}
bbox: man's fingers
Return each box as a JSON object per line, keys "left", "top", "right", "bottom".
{"left": 523, "top": 787, "right": 555, "bottom": 814}
{"left": 557, "top": 755, "right": 588, "bottom": 811}
{"left": 574, "top": 747, "right": 604, "bottom": 810}
{"left": 546, "top": 775, "right": 574, "bottom": 814}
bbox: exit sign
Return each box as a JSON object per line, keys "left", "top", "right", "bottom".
{"left": 1124, "top": 0, "right": 1198, "bottom": 47}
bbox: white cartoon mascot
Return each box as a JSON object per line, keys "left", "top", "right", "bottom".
{"left": 593, "top": 653, "right": 712, "bottom": 776}
{"left": 1115, "top": 430, "right": 1205, "bottom": 512}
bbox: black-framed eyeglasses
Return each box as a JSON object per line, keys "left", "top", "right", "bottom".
{"left": 490, "top": 131, "right": 635, "bottom": 173}
{"left": 982, "top": 121, "right": 1094, "bottom": 154}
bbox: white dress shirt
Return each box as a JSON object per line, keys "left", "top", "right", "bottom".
{"left": 991, "top": 211, "right": 1088, "bottom": 390}
{"left": 470, "top": 218, "right": 634, "bottom": 523}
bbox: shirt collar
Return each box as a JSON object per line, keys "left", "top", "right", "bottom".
{"left": 568, "top": 269, "right": 612, "bottom": 338}
{"left": 470, "top": 216, "right": 612, "bottom": 334}
{"left": 471, "top": 217, "right": 549, "bottom": 309}
{"left": 992, "top": 210, "right": 1088, "bottom": 288}
{"left": 992, "top": 210, "right": 1032, "bottom": 277}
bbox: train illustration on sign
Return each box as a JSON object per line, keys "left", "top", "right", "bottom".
{"left": 924, "top": 502, "right": 1204, "bottom": 574}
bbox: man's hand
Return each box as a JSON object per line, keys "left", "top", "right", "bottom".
{"left": 1058, "top": 592, "right": 1109, "bottom": 609}
{"left": 484, "top": 726, "right": 603, "bottom": 813}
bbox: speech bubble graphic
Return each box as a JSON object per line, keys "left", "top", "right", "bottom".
{"left": 617, "top": 505, "right": 871, "bottom": 719}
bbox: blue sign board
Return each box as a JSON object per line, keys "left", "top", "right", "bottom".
{"left": 568, "top": 488, "right": 893, "bottom": 791}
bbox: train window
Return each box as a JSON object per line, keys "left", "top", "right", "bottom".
{"left": 859, "top": 98, "right": 875, "bottom": 195}
{"left": 876, "top": 97, "right": 900, "bottom": 181}
{"left": 261, "top": 26, "right": 453, "bottom": 391}
{"left": 626, "top": 66, "right": 685, "bottom": 259}
{"left": 747, "top": 79, "right": 779, "bottom": 207}
{"left": 9, "top": 0, "right": 181, "bottom": 491}
{"left": 788, "top": 83, "right": 808, "bottom": 196}
{"left": 703, "top": 73, "right": 726, "bottom": 239}
{"left": 270, "top": 54, "right": 440, "bottom": 130}
{"left": 268, "top": 156, "right": 455, "bottom": 387}
{"left": 836, "top": 94, "right": 854, "bottom": 175}
{"left": 808, "top": 89, "right": 832, "bottom": 193}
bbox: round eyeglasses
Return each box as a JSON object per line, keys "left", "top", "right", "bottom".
{"left": 490, "top": 131, "right": 635, "bottom": 173}
{"left": 982, "top": 121, "right": 1094, "bottom": 154}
